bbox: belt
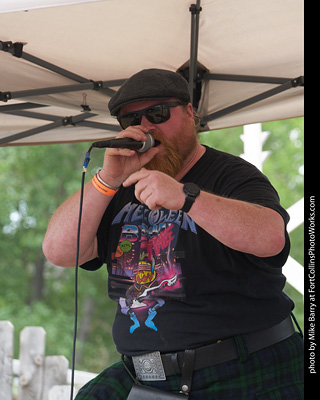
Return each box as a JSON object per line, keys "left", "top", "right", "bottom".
{"left": 130, "top": 316, "right": 296, "bottom": 380}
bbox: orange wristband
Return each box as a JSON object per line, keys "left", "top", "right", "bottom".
{"left": 91, "top": 173, "right": 118, "bottom": 196}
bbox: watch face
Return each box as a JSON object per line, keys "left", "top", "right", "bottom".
{"left": 184, "top": 182, "right": 200, "bottom": 197}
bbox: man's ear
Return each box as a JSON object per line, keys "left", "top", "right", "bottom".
{"left": 186, "top": 102, "right": 195, "bottom": 119}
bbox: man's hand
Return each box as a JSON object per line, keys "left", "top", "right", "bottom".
{"left": 99, "top": 126, "right": 159, "bottom": 188}
{"left": 123, "top": 168, "right": 185, "bottom": 211}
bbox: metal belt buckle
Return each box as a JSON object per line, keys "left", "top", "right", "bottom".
{"left": 132, "top": 351, "right": 166, "bottom": 381}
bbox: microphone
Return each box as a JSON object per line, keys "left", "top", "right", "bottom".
{"left": 91, "top": 133, "right": 160, "bottom": 153}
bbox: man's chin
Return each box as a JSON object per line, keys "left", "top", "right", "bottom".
{"left": 144, "top": 154, "right": 183, "bottom": 178}
{"left": 146, "top": 122, "right": 196, "bottom": 178}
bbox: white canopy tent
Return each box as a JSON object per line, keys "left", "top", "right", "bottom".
{"left": 0, "top": 0, "right": 304, "bottom": 146}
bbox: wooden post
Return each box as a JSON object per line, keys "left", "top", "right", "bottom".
{"left": 42, "top": 356, "right": 69, "bottom": 400}
{"left": 18, "top": 326, "right": 46, "bottom": 400}
{"left": 0, "top": 321, "right": 14, "bottom": 400}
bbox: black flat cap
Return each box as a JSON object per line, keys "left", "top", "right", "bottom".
{"left": 108, "top": 68, "right": 191, "bottom": 116}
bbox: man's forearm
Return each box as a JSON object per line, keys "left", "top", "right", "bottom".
{"left": 123, "top": 169, "right": 286, "bottom": 258}
{"left": 42, "top": 180, "right": 113, "bottom": 267}
{"left": 189, "top": 191, "right": 286, "bottom": 257}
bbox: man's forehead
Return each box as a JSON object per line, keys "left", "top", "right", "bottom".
{"left": 120, "top": 98, "right": 177, "bottom": 114}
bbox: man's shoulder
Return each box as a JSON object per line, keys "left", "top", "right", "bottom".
{"left": 202, "top": 145, "right": 256, "bottom": 169}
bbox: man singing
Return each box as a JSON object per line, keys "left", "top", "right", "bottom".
{"left": 43, "top": 69, "right": 304, "bottom": 399}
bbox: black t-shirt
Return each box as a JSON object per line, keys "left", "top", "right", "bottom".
{"left": 81, "top": 146, "right": 293, "bottom": 355}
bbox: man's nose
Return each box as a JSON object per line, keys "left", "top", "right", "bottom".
{"left": 141, "top": 115, "right": 154, "bottom": 129}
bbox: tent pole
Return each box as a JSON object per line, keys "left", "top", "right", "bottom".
{"left": 0, "top": 79, "right": 127, "bottom": 103}
{"left": 0, "top": 102, "right": 49, "bottom": 112}
{"left": 1, "top": 40, "right": 90, "bottom": 84}
{"left": 189, "top": 0, "right": 202, "bottom": 107}
{"left": 202, "top": 77, "right": 304, "bottom": 123}
{"left": 0, "top": 120, "right": 69, "bottom": 146}
{"left": 0, "top": 112, "right": 95, "bottom": 146}
{"left": 78, "top": 121, "right": 120, "bottom": 132}
{"left": 2, "top": 109, "right": 121, "bottom": 132}
{"left": 0, "top": 41, "right": 122, "bottom": 98}
{"left": 22, "top": 52, "right": 118, "bottom": 98}
{"left": 2, "top": 110, "right": 61, "bottom": 121}
{"left": 202, "top": 72, "right": 297, "bottom": 85}
{"left": 1, "top": 82, "right": 96, "bottom": 101}
{"left": 23, "top": 52, "right": 94, "bottom": 84}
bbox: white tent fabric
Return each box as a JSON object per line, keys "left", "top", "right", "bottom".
{"left": 0, "top": 0, "right": 107, "bottom": 13}
{"left": 0, "top": 0, "right": 304, "bottom": 146}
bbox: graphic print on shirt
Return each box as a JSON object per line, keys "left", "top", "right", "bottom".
{"left": 109, "top": 202, "right": 197, "bottom": 334}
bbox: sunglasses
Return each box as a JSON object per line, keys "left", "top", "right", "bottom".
{"left": 117, "top": 102, "right": 183, "bottom": 130}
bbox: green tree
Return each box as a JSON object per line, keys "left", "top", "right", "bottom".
{"left": 0, "top": 142, "right": 118, "bottom": 371}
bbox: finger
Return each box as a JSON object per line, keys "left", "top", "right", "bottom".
{"left": 135, "top": 183, "right": 160, "bottom": 210}
{"left": 143, "top": 192, "right": 162, "bottom": 210}
{"left": 139, "top": 146, "right": 159, "bottom": 165}
{"left": 106, "top": 129, "right": 158, "bottom": 158}
{"left": 122, "top": 168, "right": 149, "bottom": 187}
{"left": 105, "top": 147, "right": 136, "bottom": 157}
{"left": 118, "top": 125, "right": 150, "bottom": 141}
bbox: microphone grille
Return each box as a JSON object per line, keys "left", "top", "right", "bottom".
{"left": 137, "top": 133, "right": 155, "bottom": 153}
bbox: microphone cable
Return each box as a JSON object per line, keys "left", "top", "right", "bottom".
{"left": 69, "top": 134, "right": 154, "bottom": 397}
{"left": 70, "top": 145, "right": 93, "bottom": 400}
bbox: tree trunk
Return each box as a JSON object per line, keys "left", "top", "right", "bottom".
{"left": 75, "top": 296, "right": 94, "bottom": 365}
{"left": 27, "top": 252, "right": 45, "bottom": 305}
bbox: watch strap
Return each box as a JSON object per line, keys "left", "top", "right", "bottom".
{"left": 181, "top": 182, "right": 200, "bottom": 213}
{"left": 181, "top": 195, "right": 196, "bottom": 213}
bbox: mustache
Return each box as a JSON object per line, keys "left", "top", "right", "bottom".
{"left": 148, "top": 129, "right": 163, "bottom": 144}
{"left": 144, "top": 131, "right": 183, "bottom": 178}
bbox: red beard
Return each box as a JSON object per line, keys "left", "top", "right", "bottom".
{"left": 145, "top": 119, "right": 197, "bottom": 178}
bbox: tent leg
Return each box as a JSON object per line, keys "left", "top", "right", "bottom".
{"left": 189, "top": 1, "right": 202, "bottom": 107}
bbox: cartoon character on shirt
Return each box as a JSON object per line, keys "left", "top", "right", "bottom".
{"left": 110, "top": 203, "right": 198, "bottom": 334}
{"left": 119, "top": 252, "right": 178, "bottom": 333}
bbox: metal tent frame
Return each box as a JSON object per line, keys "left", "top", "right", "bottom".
{"left": 0, "top": 0, "right": 304, "bottom": 146}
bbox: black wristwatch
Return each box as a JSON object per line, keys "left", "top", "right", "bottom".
{"left": 181, "top": 182, "right": 200, "bottom": 213}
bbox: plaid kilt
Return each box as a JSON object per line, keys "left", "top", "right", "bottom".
{"left": 75, "top": 332, "right": 304, "bottom": 400}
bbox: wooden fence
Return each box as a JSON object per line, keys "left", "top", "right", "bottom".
{"left": 0, "top": 321, "right": 97, "bottom": 400}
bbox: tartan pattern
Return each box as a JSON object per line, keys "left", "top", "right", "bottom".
{"left": 75, "top": 333, "right": 304, "bottom": 400}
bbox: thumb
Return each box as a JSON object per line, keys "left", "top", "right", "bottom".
{"left": 139, "top": 146, "right": 159, "bottom": 167}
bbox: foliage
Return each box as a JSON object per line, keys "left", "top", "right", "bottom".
{"left": 0, "top": 118, "right": 304, "bottom": 373}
